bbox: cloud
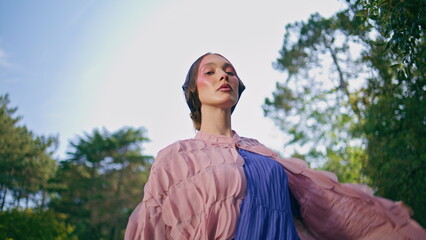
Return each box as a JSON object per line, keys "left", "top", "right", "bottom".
{"left": 0, "top": 47, "right": 12, "bottom": 68}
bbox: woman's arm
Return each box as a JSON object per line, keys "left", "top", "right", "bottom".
{"left": 275, "top": 156, "right": 426, "bottom": 240}
{"left": 124, "top": 163, "right": 170, "bottom": 240}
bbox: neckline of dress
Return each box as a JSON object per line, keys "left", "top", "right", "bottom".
{"left": 194, "top": 130, "right": 240, "bottom": 144}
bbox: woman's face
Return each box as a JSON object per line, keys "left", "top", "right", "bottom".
{"left": 196, "top": 54, "right": 239, "bottom": 111}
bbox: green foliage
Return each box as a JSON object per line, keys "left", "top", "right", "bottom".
{"left": 356, "top": 0, "right": 425, "bottom": 64}
{"left": 320, "top": 146, "right": 368, "bottom": 183}
{"left": 357, "top": 0, "right": 426, "bottom": 226}
{"left": 361, "top": 32, "right": 426, "bottom": 226}
{"left": 0, "top": 208, "right": 77, "bottom": 240}
{"left": 0, "top": 94, "right": 58, "bottom": 210}
{"left": 363, "top": 88, "right": 426, "bottom": 222}
{"left": 50, "top": 127, "right": 152, "bottom": 240}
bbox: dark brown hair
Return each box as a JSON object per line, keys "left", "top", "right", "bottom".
{"left": 182, "top": 53, "right": 246, "bottom": 130}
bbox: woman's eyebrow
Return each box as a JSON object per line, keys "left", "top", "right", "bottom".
{"left": 200, "top": 62, "right": 216, "bottom": 70}
{"left": 223, "top": 63, "right": 234, "bottom": 69}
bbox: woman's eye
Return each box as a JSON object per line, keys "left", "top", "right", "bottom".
{"left": 205, "top": 71, "right": 214, "bottom": 75}
{"left": 226, "top": 71, "right": 235, "bottom": 76}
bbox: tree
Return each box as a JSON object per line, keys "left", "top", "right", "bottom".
{"left": 264, "top": 0, "right": 425, "bottom": 226}
{"left": 0, "top": 94, "right": 58, "bottom": 210}
{"left": 50, "top": 127, "right": 152, "bottom": 240}
{"left": 263, "top": 11, "right": 371, "bottom": 183}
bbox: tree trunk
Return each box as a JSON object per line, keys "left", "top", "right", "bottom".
{"left": 40, "top": 190, "right": 46, "bottom": 208}
{"left": 15, "top": 191, "right": 21, "bottom": 208}
{"left": 327, "top": 46, "right": 362, "bottom": 121}
{"left": 0, "top": 185, "right": 7, "bottom": 211}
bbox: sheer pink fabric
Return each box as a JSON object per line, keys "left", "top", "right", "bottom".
{"left": 125, "top": 131, "right": 426, "bottom": 240}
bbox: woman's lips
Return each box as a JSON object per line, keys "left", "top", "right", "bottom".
{"left": 218, "top": 83, "right": 232, "bottom": 92}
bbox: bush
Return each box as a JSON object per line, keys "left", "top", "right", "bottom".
{"left": 0, "top": 208, "right": 77, "bottom": 240}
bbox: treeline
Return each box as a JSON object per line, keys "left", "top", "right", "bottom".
{"left": 0, "top": 94, "right": 153, "bottom": 239}
{"left": 264, "top": 0, "right": 425, "bottom": 226}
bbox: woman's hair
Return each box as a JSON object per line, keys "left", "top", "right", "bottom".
{"left": 182, "top": 52, "right": 246, "bottom": 130}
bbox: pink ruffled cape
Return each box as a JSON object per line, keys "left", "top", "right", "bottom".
{"left": 125, "top": 131, "right": 426, "bottom": 239}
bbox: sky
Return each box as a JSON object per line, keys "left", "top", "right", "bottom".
{"left": 0, "top": 0, "right": 345, "bottom": 159}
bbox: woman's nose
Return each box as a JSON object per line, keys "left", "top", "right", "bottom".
{"left": 220, "top": 70, "right": 229, "bottom": 81}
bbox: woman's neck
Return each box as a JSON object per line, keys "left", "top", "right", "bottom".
{"left": 199, "top": 105, "right": 233, "bottom": 137}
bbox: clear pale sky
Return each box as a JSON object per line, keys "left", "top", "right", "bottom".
{"left": 0, "top": 0, "right": 344, "bottom": 159}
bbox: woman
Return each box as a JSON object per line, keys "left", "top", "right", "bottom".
{"left": 125, "top": 53, "right": 426, "bottom": 239}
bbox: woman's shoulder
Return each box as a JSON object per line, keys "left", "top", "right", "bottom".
{"left": 154, "top": 138, "right": 206, "bottom": 165}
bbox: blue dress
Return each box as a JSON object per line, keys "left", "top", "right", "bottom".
{"left": 234, "top": 149, "right": 300, "bottom": 240}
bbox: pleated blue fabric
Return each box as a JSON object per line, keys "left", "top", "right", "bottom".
{"left": 234, "top": 149, "right": 300, "bottom": 240}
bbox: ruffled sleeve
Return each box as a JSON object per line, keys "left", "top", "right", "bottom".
{"left": 273, "top": 156, "right": 426, "bottom": 240}
{"left": 124, "top": 152, "right": 172, "bottom": 240}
